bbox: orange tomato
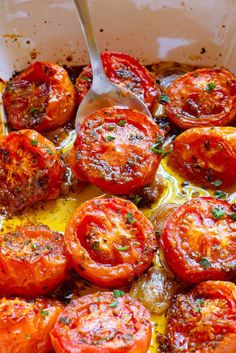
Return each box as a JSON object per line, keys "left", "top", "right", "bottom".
{"left": 51, "top": 292, "right": 151, "bottom": 353}
{"left": 64, "top": 197, "right": 157, "bottom": 287}
{"left": 0, "top": 129, "right": 65, "bottom": 213}
{"left": 0, "top": 296, "right": 64, "bottom": 353}
{"left": 165, "top": 68, "right": 236, "bottom": 128}
{"left": 3, "top": 62, "right": 76, "bottom": 132}
{"left": 0, "top": 224, "right": 68, "bottom": 296}
{"left": 68, "top": 107, "right": 162, "bottom": 195}
{"left": 170, "top": 126, "right": 236, "bottom": 189}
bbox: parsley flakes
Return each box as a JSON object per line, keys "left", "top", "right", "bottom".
{"left": 205, "top": 82, "right": 216, "bottom": 91}
{"left": 199, "top": 257, "right": 211, "bottom": 269}
{"left": 196, "top": 298, "right": 204, "bottom": 313}
{"left": 211, "top": 206, "right": 225, "bottom": 220}
{"left": 109, "top": 301, "right": 118, "bottom": 308}
{"left": 105, "top": 135, "right": 115, "bottom": 142}
{"left": 159, "top": 93, "right": 170, "bottom": 104}
{"left": 126, "top": 213, "right": 136, "bottom": 224}
{"left": 113, "top": 289, "right": 125, "bottom": 298}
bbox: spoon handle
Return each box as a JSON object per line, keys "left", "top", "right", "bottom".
{"left": 74, "top": 0, "right": 109, "bottom": 89}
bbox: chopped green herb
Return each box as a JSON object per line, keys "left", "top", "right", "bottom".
{"left": 196, "top": 298, "right": 204, "bottom": 313}
{"left": 205, "top": 82, "right": 216, "bottom": 91}
{"left": 41, "top": 310, "right": 49, "bottom": 318}
{"left": 126, "top": 212, "right": 136, "bottom": 224}
{"left": 45, "top": 147, "right": 53, "bottom": 155}
{"left": 113, "top": 289, "right": 125, "bottom": 298}
{"left": 25, "top": 334, "right": 31, "bottom": 340}
{"left": 156, "top": 79, "right": 161, "bottom": 84}
{"left": 199, "top": 257, "right": 211, "bottom": 269}
{"left": 117, "top": 119, "right": 126, "bottom": 127}
{"left": 150, "top": 145, "right": 164, "bottom": 155}
{"left": 31, "top": 139, "right": 38, "bottom": 146}
{"left": 213, "top": 179, "right": 223, "bottom": 187}
{"left": 229, "top": 213, "right": 236, "bottom": 222}
{"left": 109, "top": 301, "right": 118, "bottom": 308}
{"left": 134, "top": 195, "right": 142, "bottom": 206}
{"left": 46, "top": 244, "right": 52, "bottom": 251}
{"left": 31, "top": 107, "right": 37, "bottom": 113}
{"left": 211, "top": 206, "right": 225, "bottom": 220}
{"left": 91, "top": 240, "right": 100, "bottom": 251}
{"left": 214, "top": 190, "right": 227, "bottom": 200}
{"left": 155, "top": 230, "right": 161, "bottom": 237}
{"left": 105, "top": 135, "right": 115, "bottom": 142}
{"left": 80, "top": 75, "right": 89, "bottom": 81}
{"left": 59, "top": 316, "right": 71, "bottom": 325}
{"left": 24, "top": 238, "right": 31, "bottom": 246}
{"left": 159, "top": 93, "right": 170, "bottom": 104}
{"left": 118, "top": 245, "right": 129, "bottom": 252}
{"left": 108, "top": 125, "right": 116, "bottom": 131}
{"left": 193, "top": 72, "right": 199, "bottom": 78}
{"left": 31, "top": 243, "right": 37, "bottom": 250}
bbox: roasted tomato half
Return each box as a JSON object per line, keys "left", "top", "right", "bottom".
{"left": 0, "top": 224, "right": 68, "bottom": 297}
{"left": 68, "top": 107, "right": 162, "bottom": 195}
{"left": 76, "top": 51, "right": 158, "bottom": 111}
{"left": 165, "top": 68, "right": 236, "bottom": 128}
{"left": 51, "top": 291, "right": 151, "bottom": 353}
{"left": 3, "top": 62, "right": 76, "bottom": 132}
{"left": 64, "top": 197, "right": 157, "bottom": 287}
{"left": 0, "top": 129, "right": 65, "bottom": 213}
{"left": 170, "top": 126, "right": 236, "bottom": 189}
{"left": 0, "top": 296, "right": 64, "bottom": 353}
{"left": 165, "top": 281, "right": 236, "bottom": 353}
{"left": 160, "top": 197, "right": 236, "bottom": 283}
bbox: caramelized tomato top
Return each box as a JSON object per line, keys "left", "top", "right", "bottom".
{"left": 51, "top": 292, "right": 151, "bottom": 353}
{"left": 3, "top": 61, "right": 76, "bottom": 132}
{"left": 166, "top": 281, "right": 236, "bottom": 353}
{"left": 0, "top": 129, "right": 65, "bottom": 213}
{"left": 165, "top": 68, "right": 236, "bottom": 128}
{"left": 64, "top": 197, "right": 157, "bottom": 287}
{"left": 68, "top": 107, "right": 162, "bottom": 195}
{"left": 161, "top": 197, "right": 236, "bottom": 283}
{"left": 76, "top": 51, "right": 158, "bottom": 111}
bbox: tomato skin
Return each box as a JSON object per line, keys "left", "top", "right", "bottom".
{"left": 51, "top": 292, "right": 151, "bottom": 353}
{"left": 68, "top": 107, "right": 162, "bottom": 195}
{"left": 160, "top": 197, "right": 236, "bottom": 283}
{"left": 64, "top": 197, "right": 156, "bottom": 288}
{"left": 166, "top": 281, "right": 236, "bottom": 353}
{"left": 0, "top": 129, "right": 65, "bottom": 213}
{"left": 165, "top": 68, "right": 236, "bottom": 128}
{"left": 170, "top": 126, "right": 236, "bottom": 189}
{"left": 0, "top": 224, "right": 68, "bottom": 296}
{"left": 3, "top": 62, "right": 76, "bottom": 132}
{"left": 76, "top": 51, "right": 158, "bottom": 111}
{"left": 0, "top": 296, "right": 64, "bottom": 353}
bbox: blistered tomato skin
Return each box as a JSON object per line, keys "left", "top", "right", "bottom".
{"left": 165, "top": 68, "right": 236, "bottom": 128}
{"left": 0, "top": 296, "right": 64, "bottom": 353}
{"left": 76, "top": 51, "right": 158, "bottom": 111}
{"left": 160, "top": 197, "right": 236, "bottom": 283}
{"left": 68, "top": 107, "right": 162, "bottom": 195}
{"left": 0, "top": 225, "right": 68, "bottom": 297}
{"left": 170, "top": 126, "right": 236, "bottom": 189}
{"left": 3, "top": 62, "right": 76, "bottom": 132}
{"left": 51, "top": 292, "right": 152, "bottom": 353}
{"left": 0, "top": 129, "right": 65, "bottom": 213}
{"left": 64, "top": 197, "right": 157, "bottom": 288}
{"left": 166, "top": 281, "right": 236, "bottom": 353}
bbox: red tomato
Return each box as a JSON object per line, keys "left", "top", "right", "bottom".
{"left": 165, "top": 68, "right": 236, "bottom": 128}
{"left": 68, "top": 107, "right": 162, "bottom": 195}
{"left": 51, "top": 291, "right": 152, "bottom": 353}
{"left": 165, "top": 281, "right": 236, "bottom": 353}
{"left": 0, "top": 224, "right": 68, "bottom": 296}
{"left": 170, "top": 126, "right": 236, "bottom": 189}
{"left": 0, "top": 129, "right": 65, "bottom": 213}
{"left": 0, "top": 296, "right": 64, "bottom": 353}
{"left": 3, "top": 62, "right": 76, "bottom": 132}
{"left": 64, "top": 197, "right": 157, "bottom": 287}
{"left": 76, "top": 51, "right": 158, "bottom": 111}
{"left": 160, "top": 197, "right": 236, "bottom": 283}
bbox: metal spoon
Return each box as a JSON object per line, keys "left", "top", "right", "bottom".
{"left": 74, "top": 0, "right": 152, "bottom": 132}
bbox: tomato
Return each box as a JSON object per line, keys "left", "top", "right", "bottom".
{"left": 76, "top": 51, "right": 158, "bottom": 111}
{"left": 64, "top": 197, "right": 156, "bottom": 287}
{"left": 165, "top": 68, "right": 236, "bottom": 128}
{"left": 51, "top": 291, "right": 151, "bottom": 353}
{"left": 165, "top": 281, "right": 236, "bottom": 353}
{"left": 0, "top": 224, "right": 68, "bottom": 296}
{"left": 160, "top": 197, "right": 236, "bottom": 283}
{"left": 170, "top": 126, "right": 236, "bottom": 189}
{"left": 0, "top": 296, "right": 64, "bottom": 353}
{"left": 68, "top": 107, "right": 162, "bottom": 195}
{"left": 3, "top": 62, "right": 76, "bottom": 132}
{"left": 0, "top": 129, "right": 65, "bottom": 213}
